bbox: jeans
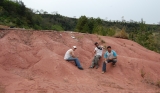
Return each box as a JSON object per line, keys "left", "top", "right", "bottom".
{"left": 102, "top": 59, "right": 117, "bottom": 72}
{"left": 66, "top": 57, "right": 82, "bottom": 68}
{"left": 91, "top": 55, "right": 101, "bottom": 67}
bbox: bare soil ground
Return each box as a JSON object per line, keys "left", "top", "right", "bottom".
{"left": 0, "top": 29, "right": 160, "bottom": 93}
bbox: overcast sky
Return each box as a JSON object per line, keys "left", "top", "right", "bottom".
{"left": 21, "top": 0, "right": 160, "bottom": 24}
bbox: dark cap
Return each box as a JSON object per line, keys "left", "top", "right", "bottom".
{"left": 107, "top": 46, "right": 111, "bottom": 49}
{"left": 94, "top": 42, "right": 98, "bottom": 45}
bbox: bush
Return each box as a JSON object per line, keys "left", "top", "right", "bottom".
{"left": 106, "top": 28, "right": 116, "bottom": 36}
{"left": 51, "top": 25, "right": 64, "bottom": 31}
{"left": 114, "top": 27, "right": 129, "bottom": 39}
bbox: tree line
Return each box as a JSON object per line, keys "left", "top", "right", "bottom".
{"left": 75, "top": 16, "right": 160, "bottom": 53}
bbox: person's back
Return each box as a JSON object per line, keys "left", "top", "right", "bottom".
{"left": 64, "top": 49, "right": 73, "bottom": 60}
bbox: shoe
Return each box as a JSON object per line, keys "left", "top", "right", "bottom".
{"left": 89, "top": 66, "right": 93, "bottom": 69}
{"left": 95, "top": 65, "right": 99, "bottom": 69}
{"left": 102, "top": 71, "right": 105, "bottom": 74}
{"left": 89, "top": 66, "right": 94, "bottom": 68}
{"left": 78, "top": 67, "right": 84, "bottom": 70}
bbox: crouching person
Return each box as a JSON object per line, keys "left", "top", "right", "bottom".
{"left": 102, "top": 46, "right": 117, "bottom": 74}
{"left": 64, "top": 46, "right": 83, "bottom": 70}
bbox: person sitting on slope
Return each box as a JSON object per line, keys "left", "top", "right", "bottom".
{"left": 64, "top": 46, "right": 83, "bottom": 70}
{"left": 89, "top": 42, "right": 103, "bottom": 69}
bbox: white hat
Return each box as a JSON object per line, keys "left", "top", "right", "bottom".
{"left": 73, "top": 46, "right": 77, "bottom": 49}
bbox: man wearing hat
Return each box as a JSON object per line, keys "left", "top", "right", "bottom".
{"left": 64, "top": 46, "right": 83, "bottom": 70}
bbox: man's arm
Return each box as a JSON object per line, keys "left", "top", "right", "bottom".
{"left": 111, "top": 56, "right": 117, "bottom": 59}
{"left": 93, "top": 50, "right": 96, "bottom": 55}
{"left": 70, "top": 50, "right": 76, "bottom": 58}
{"left": 111, "top": 50, "right": 117, "bottom": 59}
{"left": 104, "top": 52, "right": 108, "bottom": 63}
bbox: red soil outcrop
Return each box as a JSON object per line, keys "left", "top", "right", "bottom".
{"left": 0, "top": 30, "right": 160, "bottom": 93}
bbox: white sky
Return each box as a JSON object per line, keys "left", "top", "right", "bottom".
{"left": 21, "top": 0, "right": 160, "bottom": 24}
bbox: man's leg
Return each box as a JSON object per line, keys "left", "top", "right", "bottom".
{"left": 74, "top": 58, "right": 82, "bottom": 68}
{"left": 102, "top": 62, "right": 106, "bottom": 73}
{"left": 112, "top": 59, "right": 117, "bottom": 66}
{"left": 107, "top": 59, "right": 112, "bottom": 63}
{"left": 90, "top": 56, "right": 96, "bottom": 68}
{"left": 95, "top": 55, "right": 101, "bottom": 69}
{"left": 67, "top": 57, "right": 83, "bottom": 70}
{"left": 102, "top": 59, "right": 113, "bottom": 73}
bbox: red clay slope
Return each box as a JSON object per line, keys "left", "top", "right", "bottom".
{"left": 0, "top": 30, "right": 160, "bottom": 93}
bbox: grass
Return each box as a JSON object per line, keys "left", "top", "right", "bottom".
{"left": 103, "top": 45, "right": 107, "bottom": 50}
{"left": 27, "top": 76, "right": 34, "bottom": 80}
{"left": 156, "top": 80, "right": 160, "bottom": 88}
{"left": 141, "top": 71, "right": 160, "bottom": 88}
{"left": 97, "top": 35, "right": 106, "bottom": 44}
{"left": 140, "top": 69, "right": 146, "bottom": 78}
{"left": 144, "top": 79, "right": 155, "bottom": 85}
{"left": 76, "top": 35, "right": 83, "bottom": 40}
{"left": 101, "top": 39, "right": 106, "bottom": 44}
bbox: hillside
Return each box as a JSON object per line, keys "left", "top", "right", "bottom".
{"left": 0, "top": 30, "right": 160, "bottom": 93}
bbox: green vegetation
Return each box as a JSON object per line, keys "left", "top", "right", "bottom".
{"left": 75, "top": 16, "right": 160, "bottom": 53}
{"left": 0, "top": 0, "right": 160, "bottom": 53}
{"left": 0, "top": 0, "right": 76, "bottom": 30}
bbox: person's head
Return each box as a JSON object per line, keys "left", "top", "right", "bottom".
{"left": 94, "top": 42, "right": 99, "bottom": 47}
{"left": 107, "top": 46, "right": 111, "bottom": 52}
{"left": 73, "top": 46, "right": 77, "bottom": 51}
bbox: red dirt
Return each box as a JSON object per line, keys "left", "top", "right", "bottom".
{"left": 0, "top": 30, "right": 160, "bottom": 93}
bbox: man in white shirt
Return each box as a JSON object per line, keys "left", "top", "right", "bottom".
{"left": 102, "top": 46, "right": 117, "bottom": 74}
{"left": 89, "top": 42, "right": 103, "bottom": 69}
{"left": 64, "top": 46, "right": 83, "bottom": 70}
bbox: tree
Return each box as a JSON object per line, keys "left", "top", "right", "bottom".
{"left": 17, "top": 0, "right": 26, "bottom": 16}
{"left": 75, "top": 16, "right": 88, "bottom": 32}
{"left": 0, "top": 0, "right": 4, "bottom": 5}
